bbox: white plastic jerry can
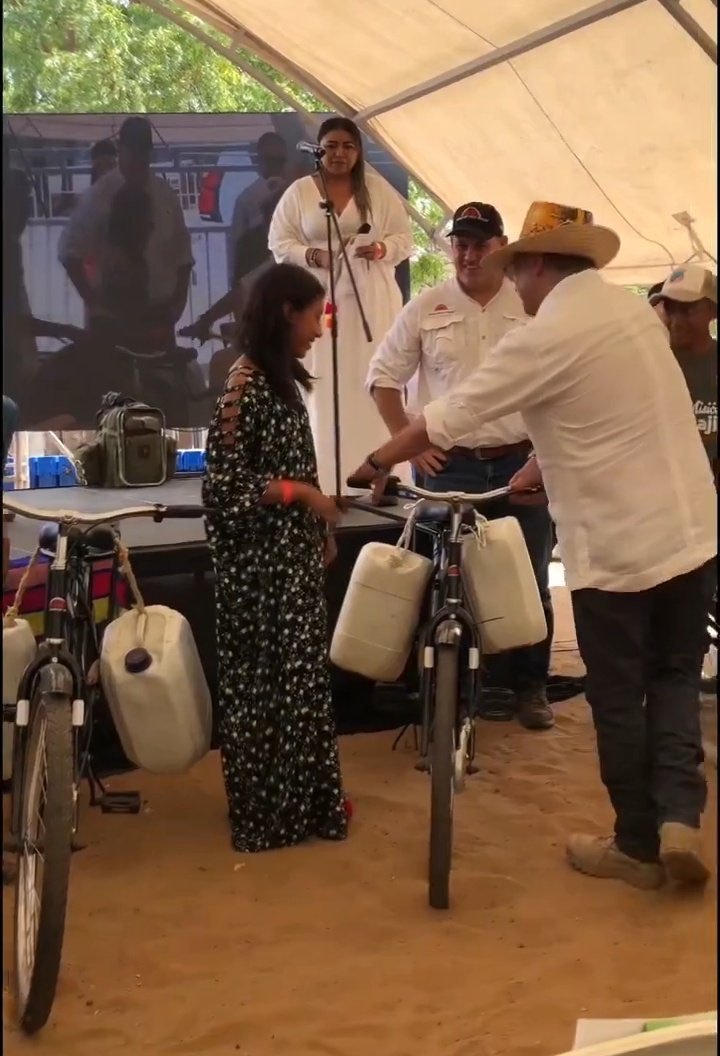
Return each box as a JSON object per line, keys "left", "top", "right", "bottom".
{"left": 2, "top": 616, "right": 37, "bottom": 781}
{"left": 461, "top": 516, "right": 547, "bottom": 655}
{"left": 330, "top": 541, "right": 433, "bottom": 683}
{"left": 100, "top": 605, "right": 212, "bottom": 775}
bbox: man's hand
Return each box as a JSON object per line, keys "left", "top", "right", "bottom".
{"left": 179, "top": 316, "right": 212, "bottom": 344}
{"left": 411, "top": 447, "right": 447, "bottom": 478}
{"left": 508, "top": 456, "right": 547, "bottom": 506}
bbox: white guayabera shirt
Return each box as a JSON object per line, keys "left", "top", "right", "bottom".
{"left": 423, "top": 270, "right": 717, "bottom": 593}
{"left": 366, "top": 275, "right": 528, "bottom": 449}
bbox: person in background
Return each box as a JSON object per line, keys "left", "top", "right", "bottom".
{"left": 90, "top": 138, "right": 117, "bottom": 185}
{"left": 202, "top": 262, "right": 349, "bottom": 853}
{"left": 3, "top": 395, "right": 18, "bottom": 600}
{"left": 2, "top": 396, "right": 18, "bottom": 469}
{"left": 83, "top": 140, "right": 118, "bottom": 303}
{"left": 268, "top": 117, "right": 413, "bottom": 491}
{"left": 2, "top": 146, "right": 84, "bottom": 426}
{"left": 650, "top": 266, "right": 717, "bottom": 482}
{"left": 367, "top": 203, "right": 554, "bottom": 730}
{"left": 2, "top": 394, "right": 17, "bottom": 886}
{"left": 182, "top": 133, "right": 294, "bottom": 361}
{"left": 647, "top": 281, "right": 668, "bottom": 328}
{"left": 58, "top": 116, "right": 193, "bottom": 351}
{"left": 2, "top": 148, "right": 37, "bottom": 403}
{"left": 227, "top": 131, "right": 291, "bottom": 287}
{"left": 350, "top": 202, "right": 717, "bottom": 891}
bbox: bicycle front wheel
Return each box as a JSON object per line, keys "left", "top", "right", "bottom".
{"left": 429, "top": 645, "right": 458, "bottom": 910}
{"left": 14, "top": 692, "right": 74, "bottom": 1035}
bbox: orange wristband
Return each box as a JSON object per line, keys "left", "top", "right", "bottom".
{"left": 279, "top": 480, "right": 295, "bottom": 505}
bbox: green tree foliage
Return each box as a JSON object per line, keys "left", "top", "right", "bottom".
{"left": 3, "top": 0, "right": 447, "bottom": 292}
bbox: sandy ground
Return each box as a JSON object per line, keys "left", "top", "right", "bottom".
{"left": 3, "top": 588, "right": 717, "bottom": 1056}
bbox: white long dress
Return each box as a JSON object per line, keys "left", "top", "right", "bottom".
{"left": 268, "top": 172, "right": 413, "bottom": 492}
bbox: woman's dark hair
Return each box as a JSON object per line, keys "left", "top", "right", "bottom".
{"left": 240, "top": 263, "right": 325, "bottom": 403}
{"left": 317, "top": 117, "right": 370, "bottom": 225}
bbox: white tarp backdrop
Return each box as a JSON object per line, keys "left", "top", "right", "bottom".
{"left": 157, "top": 0, "right": 716, "bottom": 285}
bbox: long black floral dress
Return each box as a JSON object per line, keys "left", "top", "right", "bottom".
{"left": 202, "top": 365, "right": 348, "bottom": 852}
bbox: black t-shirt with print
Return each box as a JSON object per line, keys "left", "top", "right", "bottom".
{"left": 676, "top": 341, "right": 718, "bottom": 465}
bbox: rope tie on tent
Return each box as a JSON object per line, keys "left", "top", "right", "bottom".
{"left": 3, "top": 548, "right": 42, "bottom": 628}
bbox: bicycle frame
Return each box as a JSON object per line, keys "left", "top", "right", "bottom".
{"left": 3, "top": 493, "right": 212, "bottom": 1033}
{"left": 7, "top": 522, "right": 116, "bottom": 847}
{"left": 416, "top": 507, "right": 481, "bottom": 771}
{"left": 3, "top": 495, "right": 211, "bottom": 836}
{"left": 389, "top": 483, "right": 512, "bottom": 775}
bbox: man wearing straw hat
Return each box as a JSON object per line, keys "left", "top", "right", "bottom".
{"left": 350, "top": 202, "right": 717, "bottom": 891}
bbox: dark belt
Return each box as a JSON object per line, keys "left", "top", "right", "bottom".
{"left": 450, "top": 439, "right": 532, "bottom": 461}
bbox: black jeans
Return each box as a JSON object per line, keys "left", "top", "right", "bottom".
{"left": 571, "top": 561, "right": 714, "bottom": 862}
{"left": 422, "top": 449, "right": 554, "bottom": 694}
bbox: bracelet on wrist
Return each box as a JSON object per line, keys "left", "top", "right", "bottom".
{"left": 366, "top": 451, "right": 384, "bottom": 473}
{"left": 279, "top": 480, "right": 296, "bottom": 505}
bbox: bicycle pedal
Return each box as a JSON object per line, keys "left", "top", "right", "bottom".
{"left": 100, "top": 791, "right": 142, "bottom": 814}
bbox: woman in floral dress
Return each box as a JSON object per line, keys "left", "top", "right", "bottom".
{"left": 203, "top": 263, "right": 349, "bottom": 852}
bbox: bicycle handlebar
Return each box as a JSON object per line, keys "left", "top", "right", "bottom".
{"left": 388, "top": 482, "right": 512, "bottom": 504}
{"left": 346, "top": 476, "right": 523, "bottom": 505}
{"left": 2, "top": 495, "right": 212, "bottom": 526}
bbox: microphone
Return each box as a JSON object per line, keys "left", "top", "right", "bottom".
{"left": 296, "top": 141, "right": 326, "bottom": 158}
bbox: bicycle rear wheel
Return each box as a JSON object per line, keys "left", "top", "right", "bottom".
{"left": 14, "top": 692, "right": 74, "bottom": 1035}
{"left": 429, "top": 645, "right": 458, "bottom": 910}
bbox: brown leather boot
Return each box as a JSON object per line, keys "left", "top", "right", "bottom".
{"left": 659, "top": 822, "right": 710, "bottom": 885}
{"left": 567, "top": 834, "right": 664, "bottom": 890}
{"left": 516, "top": 689, "right": 554, "bottom": 730}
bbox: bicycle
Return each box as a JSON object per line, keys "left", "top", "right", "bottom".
{"left": 350, "top": 476, "right": 527, "bottom": 910}
{"left": 2, "top": 493, "right": 209, "bottom": 1035}
{"left": 32, "top": 330, "right": 210, "bottom": 428}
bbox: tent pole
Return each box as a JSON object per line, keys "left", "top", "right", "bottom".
{"left": 354, "top": 0, "right": 645, "bottom": 121}
{"left": 141, "top": 0, "right": 442, "bottom": 238}
{"left": 655, "top": 0, "right": 717, "bottom": 63}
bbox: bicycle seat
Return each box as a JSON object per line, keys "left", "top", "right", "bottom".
{"left": 38, "top": 523, "right": 117, "bottom": 558}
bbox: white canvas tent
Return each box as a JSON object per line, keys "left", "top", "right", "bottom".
{"left": 145, "top": 0, "right": 716, "bottom": 285}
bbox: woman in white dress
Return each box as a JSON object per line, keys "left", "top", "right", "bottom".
{"left": 268, "top": 118, "right": 412, "bottom": 492}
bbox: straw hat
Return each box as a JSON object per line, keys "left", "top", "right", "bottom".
{"left": 486, "top": 201, "right": 620, "bottom": 270}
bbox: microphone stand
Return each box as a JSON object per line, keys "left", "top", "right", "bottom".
{"left": 314, "top": 156, "right": 373, "bottom": 499}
